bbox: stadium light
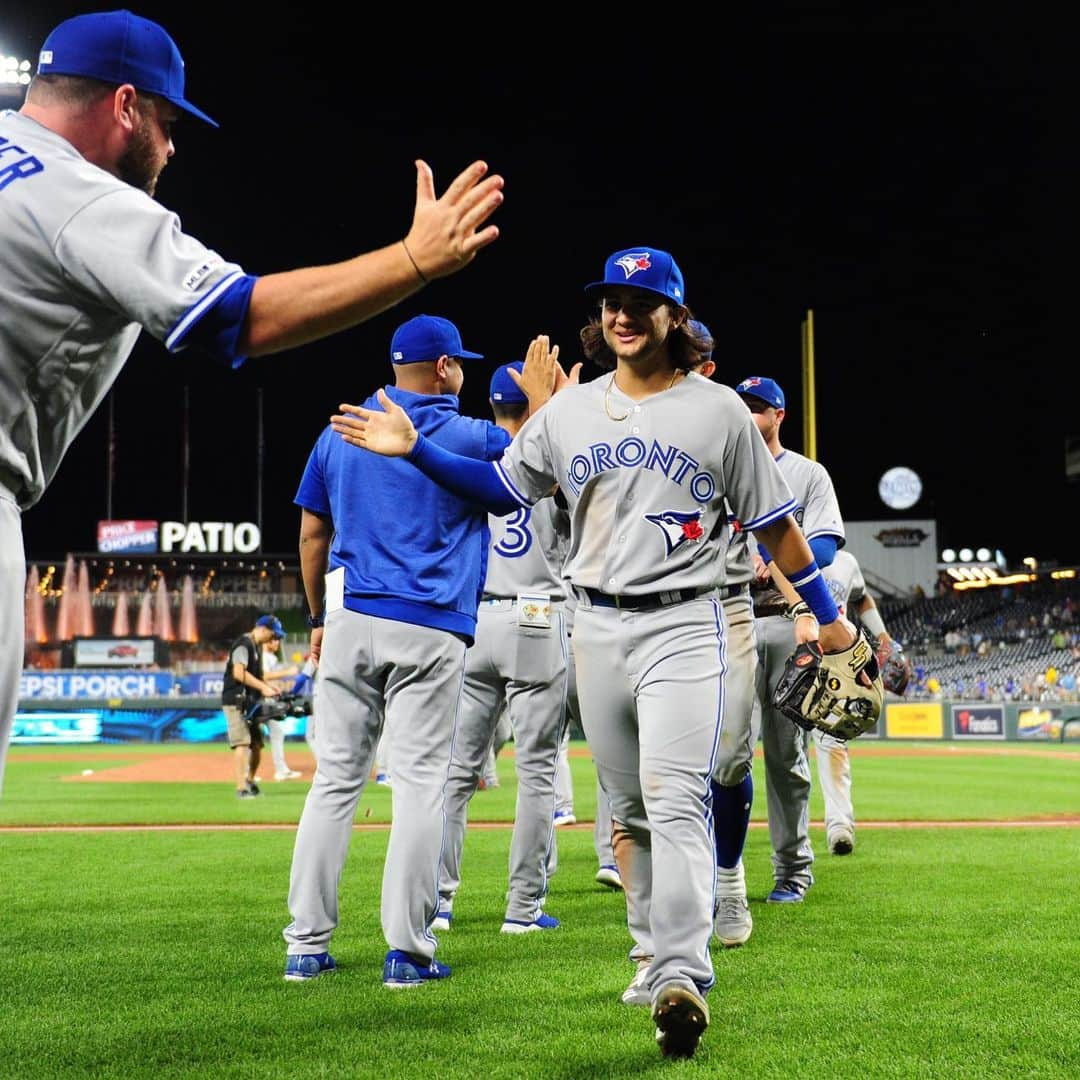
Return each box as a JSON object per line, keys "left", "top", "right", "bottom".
{"left": 941, "top": 549, "right": 956, "bottom": 563}
{"left": 976, "top": 547, "right": 991, "bottom": 562}
{"left": 0, "top": 52, "right": 32, "bottom": 101}
{"left": 958, "top": 548, "right": 974, "bottom": 562}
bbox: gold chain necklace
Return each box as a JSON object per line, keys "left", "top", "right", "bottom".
{"left": 603, "top": 369, "right": 683, "bottom": 422}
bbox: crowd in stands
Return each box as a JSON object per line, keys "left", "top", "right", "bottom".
{"left": 879, "top": 584, "right": 1080, "bottom": 703}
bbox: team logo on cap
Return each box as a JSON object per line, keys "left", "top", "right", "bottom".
{"left": 644, "top": 508, "right": 706, "bottom": 558}
{"left": 615, "top": 253, "right": 653, "bottom": 280}
{"left": 738, "top": 378, "right": 763, "bottom": 393}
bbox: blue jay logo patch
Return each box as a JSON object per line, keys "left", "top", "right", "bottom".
{"left": 615, "top": 252, "right": 652, "bottom": 279}
{"left": 644, "top": 509, "right": 705, "bottom": 558}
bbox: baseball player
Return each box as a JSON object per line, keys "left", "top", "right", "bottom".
{"left": 818, "top": 549, "right": 896, "bottom": 855}
{"left": 0, "top": 10, "right": 504, "bottom": 795}
{"left": 260, "top": 636, "right": 303, "bottom": 781}
{"left": 737, "top": 376, "right": 846, "bottom": 904}
{"left": 434, "top": 361, "right": 570, "bottom": 935}
{"left": 221, "top": 615, "right": 284, "bottom": 798}
{"left": 282, "top": 315, "right": 509, "bottom": 989}
{"left": 329, "top": 246, "right": 859, "bottom": 1059}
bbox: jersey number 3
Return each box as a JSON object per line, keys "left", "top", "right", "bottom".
{"left": 494, "top": 508, "right": 533, "bottom": 558}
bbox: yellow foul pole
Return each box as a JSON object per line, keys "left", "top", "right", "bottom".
{"left": 801, "top": 309, "right": 817, "bottom": 461}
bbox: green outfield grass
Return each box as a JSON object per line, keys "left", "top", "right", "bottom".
{"left": 1, "top": 742, "right": 1078, "bottom": 1078}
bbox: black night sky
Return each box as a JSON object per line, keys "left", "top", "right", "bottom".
{"left": 6, "top": 12, "right": 1074, "bottom": 566}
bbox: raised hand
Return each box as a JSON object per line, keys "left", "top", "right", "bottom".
{"left": 331, "top": 390, "right": 419, "bottom": 456}
{"left": 401, "top": 160, "right": 504, "bottom": 281}
{"left": 508, "top": 335, "right": 580, "bottom": 415}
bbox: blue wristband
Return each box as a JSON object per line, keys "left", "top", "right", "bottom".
{"left": 787, "top": 560, "right": 839, "bottom": 624}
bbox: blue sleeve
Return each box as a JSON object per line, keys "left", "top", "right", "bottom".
{"left": 486, "top": 424, "right": 513, "bottom": 460}
{"left": 294, "top": 438, "right": 331, "bottom": 515}
{"left": 178, "top": 273, "right": 258, "bottom": 368}
{"left": 408, "top": 434, "right": 521, "bottom": 515}
{"left": 757, "top": 542, "right": 772, "bottom": 565}
{"left": 808, "top": 535, "right": 838, "bottom": 568}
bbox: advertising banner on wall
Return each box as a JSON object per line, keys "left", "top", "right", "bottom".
{"left": 19, "top": 671, "right": 175, "bottom": 699}
{"left": 885, "top": 701, "right": 944, "bottom": 739}
{"left": 1016, "top": 706, "right": 1065, "bottom": 741}
{"left": 97, "top": 520, "right": 159, "bottom": 554}
{"left": 952, "top": 704, "right": 1006, "bottom": 739}
{"left": 73, "top": 638, "right": 157, "bottom": 667}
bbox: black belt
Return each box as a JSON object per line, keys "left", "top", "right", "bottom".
{"left": 584, "top": 584, "right": 742, "bottom": 611}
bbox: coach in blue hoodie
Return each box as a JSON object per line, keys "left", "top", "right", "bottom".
{"left": 283, "top": 315, "right": 510, "bottom": 989}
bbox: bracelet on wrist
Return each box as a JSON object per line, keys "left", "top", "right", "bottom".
{"left": 786, "top": 601, "right": 817, "bottom": 622}
{"left": 306, "top": 613, "right": 325, "bottom": 629}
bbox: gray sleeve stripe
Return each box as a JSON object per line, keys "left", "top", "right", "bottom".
{"left": 741, "top": 497, "right": 798, "bottom": 531}
{"left": 165, "top": 270, "right": 246, "bottom": 351}
{"left": 493, "top": 461, "right": 532, "bottom": 507}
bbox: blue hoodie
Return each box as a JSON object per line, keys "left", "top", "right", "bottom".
{"left": 294, "top": 385, "right": 510, "bottom": 643}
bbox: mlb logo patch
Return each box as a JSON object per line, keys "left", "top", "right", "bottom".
{"left": 39, "top": 50, "right": 53, "bottom": 64}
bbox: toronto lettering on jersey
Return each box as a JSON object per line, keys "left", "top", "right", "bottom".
{"left": 564, "top": 438, "right": 717, "bottom": 500}
{"left": 0, "top": 134, "right": 45, "bottom": 191}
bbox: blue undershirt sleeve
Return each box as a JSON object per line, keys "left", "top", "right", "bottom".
{"left": 808, "top": 535, "right": 838, "bottom": 568}
{"left": 407, "top": 434, "right": 521, "bottom": 515}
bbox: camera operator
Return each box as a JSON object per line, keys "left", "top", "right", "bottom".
{"left": 222, "top": 615, "right": 284, "bottom": 799}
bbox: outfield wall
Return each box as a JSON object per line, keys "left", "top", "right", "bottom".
{"left": 12, "top": 693, "right": 1080, "bottom": 745}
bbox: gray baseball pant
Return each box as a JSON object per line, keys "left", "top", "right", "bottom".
{"left": 439, "top": 600, "right": 566, "bottom": 923}
{"left": 573, "top": 596, "right": 723, "bottom": 1000}
{"left": 756, "top": 613, "right": 815, "bottom": 887}
{"left": 284, "top": 608, "right": 465, "bottom": 963}
{"left": 0, "top": 491, "right": 25, "bottom": 796}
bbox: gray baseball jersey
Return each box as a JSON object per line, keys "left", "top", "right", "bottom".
{"left": 750, "top": 447, "right": 845, "bottom": 889}
{"left": 494, "top": 372, "right": 797, "bottom": 1000}
{"left": 439, "top": 496, "right": 570, "bottom": 926}
{"left": 0, "top": 111, "right": 248, "bottom": 509}
{"left": 0, "top": 109, "right": 249, "bottom": 795}
{"left": 814, "top": 550, "right": 866, "bottom": 842}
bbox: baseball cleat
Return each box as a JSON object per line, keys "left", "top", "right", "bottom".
{"left": 653, "top": 983, "right": 709, "bottom": 1059}
{"left": 713, "top": 896, "right": 753, "bottom": 947}
{"left": 284, "top": 952, "right": 336, "bottom": 981}
{"left": 431, "top": 910, "right": 452, "bottom": 932}
{"left": 552, "top": 809, "right": 576, "bottom": 826}
{"left": 382, "top": 949, "right": 451, "bottom": 988}
{"left": 374, "top": 772, "right": 391, "bottom": 787}
{"left": 500, "top": 913, "right": 560, "bottom": 934}
{"left": 595, "top": 865, "right": 623, "bottom": 890}
{"left": 767, "top": 879, "right": 810, "bottom": 904}
{"left": 621, "top": 958, "right": 652, "bottom": 1007}
{"left": 275, "top": 768, "right": 302, "bottom": 781}
{"left": 829, "top": 831, "right": 855, "bottom": 855}
{"left": 236, "top": 788, "right": 258, "bottom": 799}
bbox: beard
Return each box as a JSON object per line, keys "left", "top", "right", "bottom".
{"left": 117, "top": 116, "right": 163, "bottom": 196}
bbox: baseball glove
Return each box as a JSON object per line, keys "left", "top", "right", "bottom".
{"left": 773, "top": 628, "right": 884, "bottom": 740}
{"left": 874, "top": 636, "right": 912, "bottom": 696}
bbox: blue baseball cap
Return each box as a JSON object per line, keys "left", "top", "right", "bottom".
{"left": 689, "top": 319, "right": 713, "bottom": 362}
{"left": 584, "top": 247, "right": 686, "bottom": 306}
{"left": 489, "top": 362, "right": 526, "bottom": 404}
{"left": 256, "top": 614, "right": 284, "bottom": 638}
{"left": 390, "top": 315, "right": 483, "bottom": 364}
{"left": 736, "top": 376, "right": 785, "bottom": 410}
{"left": 36, "top": 10, "right": 218, "bottom": 127}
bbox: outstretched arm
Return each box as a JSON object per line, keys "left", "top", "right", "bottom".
{"left": 330, "top": 391, "right": 521, "bottom": 515}
{"left": 240, "top": 160, "right": 504, "bottom": 356}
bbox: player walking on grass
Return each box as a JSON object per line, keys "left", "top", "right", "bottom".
{"left": 282, "top": 316, "right": 507, "bottom": 989}
{"left": 434, "top": 361, "right": 571, "bottom": 936}
{"left": 818, "top": 549, "right": 899, "bottom": 855}
{"left": 0, "top": 9, "right": 503, "bottom": 796}
{"left": 737, "top": 377, "right": 846, "bottom": 904}
{"left": 329, "top": 246, "right": 859, "bottom": 1059}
